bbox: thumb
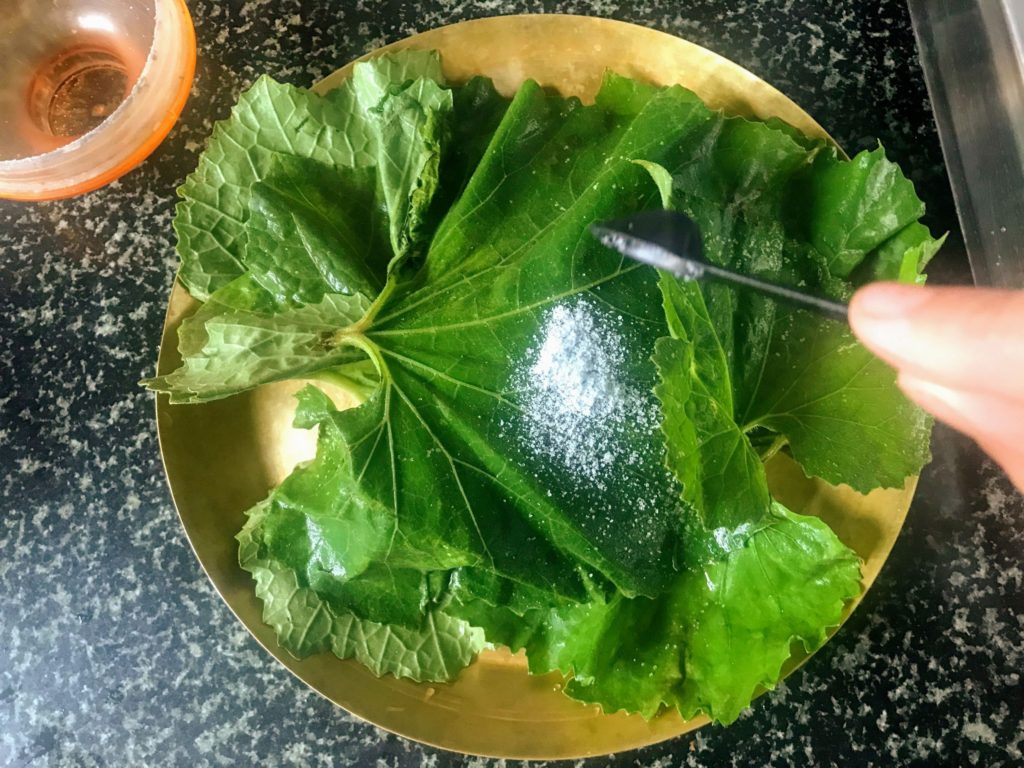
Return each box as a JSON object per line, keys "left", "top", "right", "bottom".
{"left": 849, "top": 283, "right": 1024, "bottom": 400}
{"left": 896, "top": 373, "right": 1024, "bottom": 490}
{"left": 850, "top": 282, "right": 1024, "bottom": 490}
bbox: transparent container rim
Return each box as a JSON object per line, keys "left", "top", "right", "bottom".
{"left": 0, "top": 0, "right": 196, "bottom": 201}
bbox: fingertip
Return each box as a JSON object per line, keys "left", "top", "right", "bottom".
{"left": 848, "top": 283, "right": 923, "bottom": 363}
{"left": 897, "top": 372, "right": 1024, "bottom": 451}
{"left": 849, "top": 282, "right": 930, "bottom": 322}
{"left": 851, "top": 284, "right": 1024, "bottom": 393}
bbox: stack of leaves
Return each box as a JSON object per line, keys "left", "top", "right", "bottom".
{"left": 146, "top": 51, "right": 940, "bottom": 723}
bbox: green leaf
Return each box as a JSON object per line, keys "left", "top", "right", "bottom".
{"left": 259, "top": 387, "right": 395, "bottom": 585}
{"left": 761, "top": 116, "right": 827, "bottom": 151}
{"left": 350, "top": 49, "right": 446, "bottom": 106}
{"left": 858, "top": 221, "right": 947, "bottom": 284}
{"left": 450, "top": 502, "right": 860, "bottom": 722}
{"left": 351, "top": 78, "right": 739, "bottom": 598}
{"left": 176, "top": 52, "right": 450, "bottom": 300}
{"left": 176, "top": 76, "right": 371, "bottom": 300}
{"left": 782, "top": 146, "right": 926, "bottom": 278}
{"left": 142, "top": 278, "right": 370, "bottom": 404}
{"left": 445, "top": 76, "right": 511, "bottom": 192}
{"left": 672, "top": 503, "right": 862, "bottom": 723}
{"left": 638, "top": 137, "right": 936, "bottom": 490}
{"left": 244, "top": 384, "right": 588, "bottom": 626}
{"left": 425, "top": 76, "right": 511, "bottom": 225}
{"left": 654, "top": 280, "right": 773, "bottom": 548}
{"left": 238, "top": 499, "right": 483, "bottom": 680}
{"left": 243, "top": 156, "right": 391, "bottom": 306}
{"left": 372, "top": 75, "right": 453, "bottom": 257}
{"left": 178, "top": 76, "right": 736, "bottom": 604}
{"left": 233, "top": 386, "right": 444, "bottom": 628}
{"left": 735, "top": 306, "right": 932, "bottom": 491}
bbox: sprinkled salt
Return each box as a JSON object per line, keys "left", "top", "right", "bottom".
{"left": 509, "top": 298, "right": 658, "bottom": 488}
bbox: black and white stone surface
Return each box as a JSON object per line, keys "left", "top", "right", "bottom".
{"left": 1, "top": 1, "right": 1021, "bottom": 766}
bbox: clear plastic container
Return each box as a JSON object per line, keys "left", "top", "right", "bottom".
{"left": 0, "top": 0, "right": 195, "bottom": 200}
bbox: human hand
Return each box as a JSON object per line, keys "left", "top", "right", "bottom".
{"left": 850, "top": 283, "right": 1024, "bottom": 491}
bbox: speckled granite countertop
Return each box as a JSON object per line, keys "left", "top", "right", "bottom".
{"left": 2, "top": 1, "right": 1022, "bottom": 766}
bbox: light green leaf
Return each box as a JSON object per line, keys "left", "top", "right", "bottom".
{"left": 654, "top": 275, "right": 772, "bottom": 543}
{"left": 142, "top": 278, "right": 369, "bottom": 404}
{"left": 351, "top": 49, "right": 445, "bottom": 106}
{"left": 673, "top": 503, "right": 862, "bottom": 723}
{"left": 176, "top": 52, "right": 450, "bottom": 300}
{"left": 238, "top": 500, "right": 483, "bottom": 680}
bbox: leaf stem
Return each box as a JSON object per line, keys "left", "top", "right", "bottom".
{"left": 355, "top": 278, "right": 399, "bottom": 331}
{"left": 310, "top": 362, "right": 378, "bottom": 405}
{"left": 759, "top": 434, "right": 789, "bottom": 463}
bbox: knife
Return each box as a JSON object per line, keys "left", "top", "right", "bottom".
{"left": 590, "top": 209, "right": 849, "bottom": 322}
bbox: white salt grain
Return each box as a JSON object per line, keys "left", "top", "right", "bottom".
{"left": 510, "top": 298, "right": 657, "bottom": 488}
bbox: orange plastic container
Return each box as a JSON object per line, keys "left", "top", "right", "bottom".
{"left": 0, "top": 0, "right": 195, "bottom": 200}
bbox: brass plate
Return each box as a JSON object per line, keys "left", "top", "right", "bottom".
{"left": 156, "top": 15, "right": 915, "bottom": 759}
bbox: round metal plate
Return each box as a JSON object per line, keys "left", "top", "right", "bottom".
{"left": 156, "top": 14, "right": 915, "bottom": 759}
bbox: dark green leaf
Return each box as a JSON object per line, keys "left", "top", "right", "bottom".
{"left": 154, "top": 53, "right": 940, "bottom": 724}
